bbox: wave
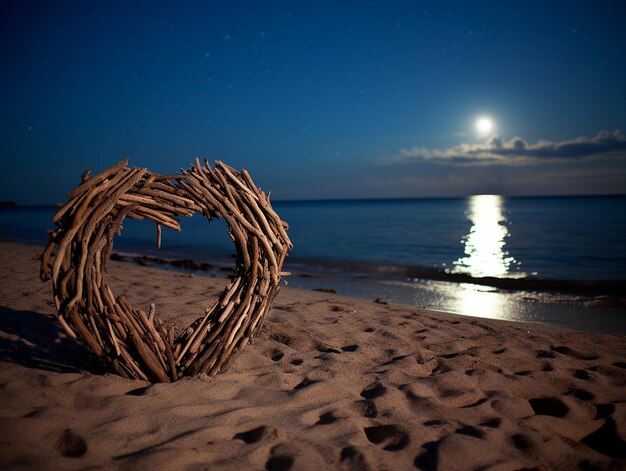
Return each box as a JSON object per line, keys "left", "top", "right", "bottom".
{"left": 285, "top": 257, "right": 626, "bottom": 298}
{"left": 110, "top": 250, "right": 626, "bottom": 300}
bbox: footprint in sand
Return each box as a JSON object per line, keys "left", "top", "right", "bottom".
{"left": 315, "top": 411, "right": 339, "bottom": 425}
{"left": 594, "top": 403, "right": 615, "bottom": 420}
{"left": 233, "top": 425, "right": 266, "bottom": 444}
{"left": 340, "top": 446, "right": 369, "bottom": 470}
{"left": 550, "top": 345, "right": 599, "bottom": 361}
{"left": 510, "top": 433, "right": 533, "bottom": 452}
{"left": 125, "top": 386, "right": 151, "bottom": 396}
{"left": 414, "top": 441, "right": 439, "bottom": 470}
{"left": 58, "top": 428, "right": 87, "bottom": 457}
{"left": 432, "top": 360, "right": 453, "bottom": 375}
{"left": 455, "top": 425, "right": 484, "bottom": 439}
{"left": 461, "top": 397, "right": 489, "bottom": 409}
{"left": 341, "top": 344, "right": 359, "bottom": 352}
{"left": 316, "top": 343, "right": 342, "bottom": 354}
{"left": 265, "top": 444, "right": 298, "bottom": 471}
{"left": 270, "top": 333, "right": 293, "bottom": 347}
{"left": 528, "top": 397, "right": 569, "bottom": 418}
{"left": 380, "top": 353, "right": 412, "bottom": 366}
{"left": 360, "top": 381, "right": 387, "bottom": 400}
{"left": 355, "top": 400, "right": 378, "bottom": 418}
{"left": 363, "top": 424, "right": 409, "bottom": 451}
{"left": 514, "top": 370, "right": 532, "bottom": 376}
{"left": 267, "top": 349, "right": 284, "bottom": 361}
{"left": 292, "top": 377, "right": 320, "bottom": 392}
{"left": 536, "top": 349, "right": 557, "bottom": 359}
{"left": 423, "top": 419, "right": 446, "bottom": 426}
{"left": 265, "top": 454, "right": 294, "bottom": 471}
{"left": 574, "top": 369, "right": 592, "bottom": 381}
{"left": 567, "top": 388, "right": 595, "bottom": 402}
{"left": 582, "top": 418, "right": 626, "bottom": 459}
{"left": 479, "top": 418, "right": 501, "bottom": 428}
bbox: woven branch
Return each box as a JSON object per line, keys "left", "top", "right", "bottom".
{"left": 40, "top": 159, "right": 292, "bottom": 382}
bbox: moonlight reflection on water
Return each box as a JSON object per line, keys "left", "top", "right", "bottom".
{"left": 453, "top": 195, "right": 519, "bottom": 279}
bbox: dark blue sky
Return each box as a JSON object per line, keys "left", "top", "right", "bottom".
{"left": 2, "top": 1, "right": 626, "bottom": 204}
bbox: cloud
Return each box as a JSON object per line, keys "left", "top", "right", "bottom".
{"left": 388, "top": 130, "right": 626, "bottom": 166}
{"left": 365, "top": 163, "right": 626, "bottom": 199}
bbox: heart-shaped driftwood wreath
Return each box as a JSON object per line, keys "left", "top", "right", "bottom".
{"left": 40, "top": 159, "right": 292, "bottom": 382}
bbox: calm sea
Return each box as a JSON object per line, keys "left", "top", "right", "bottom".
{"left": 2, "top": 195, "right": 625, "bottom": 333}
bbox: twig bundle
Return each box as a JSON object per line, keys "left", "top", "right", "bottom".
{"left": 40, "top": 159, "right": 292, "bottom": 382}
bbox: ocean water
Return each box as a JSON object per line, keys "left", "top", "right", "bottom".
{"left": 282, "top": 195, "right": 626, "bottom": 281}
{"left": 1, "top": 195, "right": 625, "bottom": 333}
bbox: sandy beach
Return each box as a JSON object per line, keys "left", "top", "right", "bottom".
{"left": 1, "top": 240, "right": 625, "bottom": 470}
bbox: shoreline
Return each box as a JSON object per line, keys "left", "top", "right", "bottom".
{"left": 3, "top": 239, "right": 625, "bottom": 334}
{"left": 99, "top": 250, "right": 626, "bottom": 336}
{"left": 1, "top": 240, "right": 626, "bottom": 469}
{"left": 110, "top": 250, "right": 626, "bottom": 299}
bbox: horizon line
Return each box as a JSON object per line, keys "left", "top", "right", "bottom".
{"left": 3, "top": 192, "right": 626, "bottom": 208}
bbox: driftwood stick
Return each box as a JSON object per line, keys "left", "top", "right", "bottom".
{"left": 138, "top": 309, "right": 166, "bottom": 353}
{"left": 106, "top": 318, "right": 122, "bottom": 357}
{"left": 119, "top": 347, "right": 150, "bottom": 381}
{"left": 148, "top": 303, "right": 155, "bottom": 323}
{"left": 130, "top": 331, "right": 169, "bottom": 383}
{"left": 40, "top": 241, "right": 56, "bottom": 281}
{"left": 66, "top": 158, "right": 129, "bottom": 200}
{"left": 57, "top": 314, "right": 78, "bottom": 339}
{"left": 158, "top": 323, "right": 178, "bottom": 381}
{"left": 156, "top": 223, "right": 162, "bottom": 249}
{"left": 67, "top": 308, "right": 103, "bottom": 357}
{"left": 176, "top": 307, "right": 215, "bottom": 361}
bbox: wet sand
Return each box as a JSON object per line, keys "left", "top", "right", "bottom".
{"left": 1, "top": 241, "right": 625, "bottom": 470}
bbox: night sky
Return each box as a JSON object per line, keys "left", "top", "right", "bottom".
{"left": 2, "top": 1, "right": 626, "bottom": 204}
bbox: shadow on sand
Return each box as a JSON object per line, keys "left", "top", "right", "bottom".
{"left": 0, "top": 306, "right": 101, "bottom": 374}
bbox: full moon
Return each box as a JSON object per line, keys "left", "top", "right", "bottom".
{"left": 476, "top": 117, "right": 494, "bottom": 135}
